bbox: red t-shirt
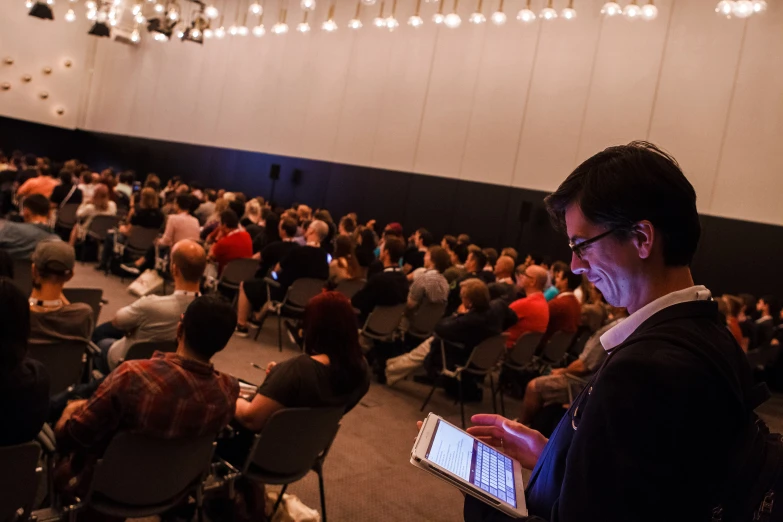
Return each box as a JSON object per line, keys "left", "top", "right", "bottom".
{"left": 506, "top": 293, "right": 550, "bottom": 348}
{"left": 211, "top": 229, "right": 253, "bottom": 274}
{"left": 545, "top": 293, "right": 582, "bottom": 342}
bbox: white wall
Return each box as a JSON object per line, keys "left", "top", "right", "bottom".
{"left": 2, "top": 0, "right": 782, "bottom": 226}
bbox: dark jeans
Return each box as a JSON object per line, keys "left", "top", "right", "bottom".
{"left": 139, "top": 244, "right": 169, "bottom": 272}
{"left": 92, "top": 321, "right": 128, "bottom": 374}
{"left": 99, "top": 231, "right": 126, "bottom": 269}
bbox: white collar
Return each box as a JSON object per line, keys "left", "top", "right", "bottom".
{"left": 600, "top": 285, "right": 711, "bottom": 351}
{"left": 496, "top": 277, "right": 513, "bottom": 285}
{"left": 282, "top": 237, "right": 295, "bottom": 242}
{"left": 384, "top": 266, "right": 402, "bottom": 272}
{"left": 306, "top": 241, "right": 321, "bottom": 247}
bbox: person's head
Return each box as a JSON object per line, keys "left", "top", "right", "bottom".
{"left": 739, "top": 293, "right": 757, "bottom": 317}
{"left": 339, "top": 216, "right": 357, "bottom": 236}
{"left": 501, "top": 247, "right": 518, "bottom": 263}
{"left": 297, "top": 204, "right": 312, "bottom": 223}
{"left": 381, "top": 236, "right": 405, "bottom": 266}
{"left": 205, "top": 189, "right": 218, "bottom": 203}
{"left": 175, "top": 184, "right": 190, "bottom": 195}
{"left": 31, "top": 240, "right": 75, "bottom": 292}
{"left": 119, "top": 171, "right": 135, "bottom": 185}
{"left": 58, "top": 169, "right": 74, "bottom": 186}
{"left": 0, "top": 277, "right": 30, "bottom": 370}
{"left": 460, "top": 278, "right": 490, "bottom": 313}
{"left": 358, "top": 228, "right": 377, "bottom": 249}
{"left": 466, "top": 250, "right": 488, "bottom": 273}
{"left": 414, "top": 228, "right": 434, "bottom": 249}
{"left": 177, "top": 295, "right": 236, "bottom": 362}
{"left": 441, "top": 235, "right": 457, "bottom": 252}
{"left": 545, "top": 141, "right": 700, "bottom": 311}
{"left": 450, "top": 243, "right": 469, "bottom": 266}
{"left": 213, "top": 197, "right": 229, "bottom": 217}
{"left": 483, "top": 248, "right": 498, "bottom": 269}
{"left": 144, "top": 173, "right": 161, "bottom": 191}
{"left": 494, "top": 255, "right": 515, "bottom": 280}
{"left": 426, "top": 245, "right": 451, "bottom": 274}
{"left": 81, "top": 171, "right": 93, "bottom": 185}
{"left": 245, "top": 199, "right": 262, "bottom": 223}
{"left": 279, "top": 216, "right": 298, "bottom": 239}
{"left": 334, "top": 235, "right": 356, "bottom": 260}
{"left": 170, "top": 240, "right": 207, "bottom": 285}
{"left": 305, "top": 219, "right": 329, "bottom": 244}
{"left": 550, "top": 260, "right": 568, "bottom": 279}
{"left": 457, "top": 233, "right": 471, "bottom": 245}
{"left": 303, "top": 291, "right": 366, "bottom": 392}
{"left": 383, "top": 222, "right": 403, "bottom": 238}
{"left": 314, "top": 209, "right": 332, "bottom": 224}
{"left": 526, "top": 252, "right": 545, "bottom": 266}
{"left": 175, "top": 193, "right": 192, "bottom": 213}
{"left": 554, "top": 268, "right": 582, "bottom": 293}
{"left": 92, "top": 184, "right": 110, "bottom": 211}
{"left": 220, "top": 209, "right": 239, "bottom": 230}
{"left": 21, "top": 194, "right": 51, "bottom": 223}
{"left": 24, "top": 153, "right": 37, "bottom": 169}
{"left": 139, "top": 187, "right": 159, "bottom": 209}
{"left": 758, "top": 295, "right": 781, "bottom": 320}
{"left": 722, "top": 295, "right": 742, "bottom": 319}
{"left": 516, "top": 264, "right": 548, "bottom": 294}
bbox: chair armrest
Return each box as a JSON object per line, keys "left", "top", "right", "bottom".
{"left": 86, "top": 341, "right": 102, "bottom": 357}
{"left": 37, "top": 424, "right": 57, "bottom": 453}
{"left": 263, "top": 277, "right": 281, "bottom": 288}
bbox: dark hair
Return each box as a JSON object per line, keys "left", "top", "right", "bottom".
{"left": 119, "top": 170, "right": 135, "bottom": 184}
{"left": 761, "top": 295, "right": 781, "bottom": 321}
{"left": 24, "top": 153, "right": 37, "bottom": 167}
{"left": 457, "top": 234, "right": 471, "bottom": 245}
{"left": 175, "top": 194, "right": 192, "bottom": 212}
{"left": 304, "top": 292, "right": 367, "bottom": 394}
{"left": 469, "top": 250, "right": 488, "bottom": 271}
{"left": 452, "top": 243, "right": 469, "bottom": 264}
{"left": 529, "top": 252, "right": 545, "bottom": 265}
{"left": 59, "top": 169, "right": 74, "bottom": 185}
{"left": 442, "top": 235, "right": 457, "bottom": 251}
{"left": 358, "top": 228, "right": 377, "bottom": 249}
{"left": 279, "top": 216, "right": 298, "bottom": 238}
{"left": 429, "top": 246, "right": 451, "bottom": 273}
{"left": 264, "top": 212, "right": 281, "bottom": 243}
{"left": 171, "top": 244, "right": 207, "bottom": 283}
{"left": 482, "top": 248, "right": 498, "bottom": 267}
{"left": 220, "top": 209, "right": 239, "bottom": 229}
{"left": 383, "top": 236, "right": 406, "bottom": 264}
{"left": 228, "top": 200, "right": 245, "bottom": 221}
{"left": 0, "top": 250, "right": 13, "bottom": 279}
{"left": 551, "top": 260, "right": 568, "bottom": 274}
{"left": 334, "top": 235, "right": 356, "bottom": 259}
{"left": 0, "top": 277, "right": 30, "bottom": 369}
{"left": 22, "top": 194, "right": 50, "bottom": 217}
{"left": 206, "top": 189, "right": 218, "bottom": 202}
{"left": 416, "top": 228, "right": 434, "bottom": 247}
{"left": 562, "top": 269, "right": 583, "bottom": 292}
{"left": 340, "top": 216, "right": 356, "bottom": 234}
{"left": 545, "top": 141, "right": 700, "bottom": 267}
{"left": 182, "top": 295, "right": 237, "bottom": 360}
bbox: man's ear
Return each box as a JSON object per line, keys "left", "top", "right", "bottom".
{"left": 632, "top": 220, "right": 655, "bottom": 260}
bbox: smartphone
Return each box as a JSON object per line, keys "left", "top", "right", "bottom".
{"left": 132, "top": 181, "right": 141, "bottom": 193}
{"left": 326, "top": 253, "right": 333, "bottom": 264}
{"left": 411, "top": 413, "right": 528, "bottom": 519}
{"left": 271, "top": 271, "right": 278, "bottom": 281}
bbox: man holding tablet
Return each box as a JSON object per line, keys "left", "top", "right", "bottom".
{"left": 413, "top": 142, "right": 780, "bottom": 521}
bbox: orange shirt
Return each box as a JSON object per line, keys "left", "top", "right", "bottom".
{"left": 727, "top": 316, "right": 744, "bottom": 347}
{"left": 18, "top": 176, "right": 58, "bottom": 198}
{"left": 506, "top": 293, "right": 550, "bottom": 348}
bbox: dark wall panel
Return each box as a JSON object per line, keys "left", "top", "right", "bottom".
{"left": 451, "top": 180, "right": 512, "bottom": 250}
{"left": 402, "top": 175, "right": 459, "bottom": 241}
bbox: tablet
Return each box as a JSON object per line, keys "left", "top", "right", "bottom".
{"left": 410, "top": 413, "right": 528, "bottom": 519}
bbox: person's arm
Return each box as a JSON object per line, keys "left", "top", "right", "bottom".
{"left": 236, "top": 359, "right": 299, "bottom": 431}
{"left": 158, "top": 215, "right": 175, "bottom": 247}
{"left": 110, "top": 300, "right": 145, "bottom": 334}
{"left": 407, "top": 280, "right": 424, "bottom": 311}
{"left": 75, "top": 204, "right": 92, "bottom": 219}
{"left": 16, "top": 178, "right": 34, "bottom": 196}
{"left": 551, "top": 359, "right": 587, "bottom": 376}
{"left": 234, "top": 394, "right": 284, "bottom": 432}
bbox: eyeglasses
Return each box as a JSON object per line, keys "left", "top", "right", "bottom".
{"left": 569, "top": 228, "right": 619, "bottom": 260}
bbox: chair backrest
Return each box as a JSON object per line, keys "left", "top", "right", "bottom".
{"left": 507, "top": 332, "right": 544, "bottom": 367}
{"left": 568, "top": 329, "right": 592, "bottom": 358}
{"left": 122, "top": 339, "right": 178, "bottom": 363}
{"left": 11, "top": 258, "right": 32, "bottom": 297}
{"left": 56, "top": 203, "right": 80, "bottom": 228}
{"left": 334, "top": 278, "right": 365, "bottom": 300}
{"left": 0, "top": 441, "right": 41, "bottom": 522}
{"left": 464, "top": 334, "right": 507, "bottom": 373}
{"left": 219, "top": 258, "right": 260, "bottom": 286}
{"left": 363, "top": 303, "right": 407, "bottom": 337}
{"left": 89, "top": 432, "right": 216, "bottom": 507}
{"left": 245, "top": 407, "right": 343, "bottom": 477}
{"left": 63, "top": 287, "right": 103, "bottom": 323}
{"left": 408, "top": 300, "right": 447, "bottom": 338}
{"left": 542, "top": 331, "right": 576, "bottom": 364}
{"left": 27, "top": 342, "right": 86, "bottom": 395}
{"left": 125, "top": 226, "right": 160, "bottom": 253}
{"left": 285, "top": 278, "right": 326, "bottom": 309}
{"left": 87, "top": 215, "right": 121, "bottom": 241}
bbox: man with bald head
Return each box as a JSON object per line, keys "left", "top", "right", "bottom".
{"left": 92, "top": 239, "right": 207, "bottom": 373}
{"left": 488, "top": 255, "right": 519, "bottom": 305}
{"left": 504, "top": 264, "right": 550, "bottom": 348}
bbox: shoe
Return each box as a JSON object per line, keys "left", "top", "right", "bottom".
{"left": 94, "top": 264, "right": 107, "bottom": 272}
{"left": 120, "top": 263, "right": 140, "bottom": 275}
{"left": 235, "top": 325, "right": 249, "bottom": 338}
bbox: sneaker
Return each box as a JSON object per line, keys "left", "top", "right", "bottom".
{"left": 120, "top": 263, "right": 140, "bottom": 275}
{"left": 235, "top": 325, "right": 249, "bottom": 338}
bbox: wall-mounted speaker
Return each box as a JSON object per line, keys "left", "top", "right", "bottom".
{"left": 292, "top": 168, "right": 302, "bottom": 186}
{"left": 519, "top": 201, "right": 533, "bottom": 224}
{"left": 269, "top": 163, "right": 280, "bottom": 180}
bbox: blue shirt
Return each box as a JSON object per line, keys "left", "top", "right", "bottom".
{"left": 543, "top": 286, "right": 559, "bottom": 301}
{"left": 0, "top": 220, "right": 58, "bottom": 259}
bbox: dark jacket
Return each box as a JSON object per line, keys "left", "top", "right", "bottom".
{"left": 351, "top": 268, "right": 409, "bottom": 324}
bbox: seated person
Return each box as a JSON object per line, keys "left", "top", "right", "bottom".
{"left": 69, "top": 184, "right": 117, "bottom": 246}
{"left": 580, "top": 282, "right": 609, "bottom": 333}
{"left": 403, "top": 228, "right": 433, "bottom": 277}
{"left": 234, "top": 220, "right": 330, "bottom": 336}
{"left": 483, "top": 247, "right": 498, "bottom": 273}
{"left": 208, "top": 209, "right": 253, "bottom": 275}
{"left": 0, "top": 277, "right": 50, "bottom": 446}
{"left": 351, "top": 236, "right": 408, "bottom": 324}
{"left": 443, "top": 242, "right": 468, "bottom": 284}
{"left": 519, "top": 308, "right": 628, "bottom": 425}
{"left": 755, "top": 295, "right": 780, "bottom": 348}
{"left": 445, "top": 250, "right": 497, "bottom": 315}
{"left": 544, "top": 261, "right": 567, "bottom": 301}
{"left": 406, "top": 245, "right": 451, "bottom": 315}
{"left": 0, "top": 194, "right": 58, "bottom": 259}
{"left": 254, "top": 216, "right": 299, "bottom": 278}
{"left": 505, "top": 264, "right": 550, "bottom": 348}
{"left": 542, "top": 267, "right": 583, "bottom": 345}
{"left": 92, "top": 240, "right": 206, "bottom": 373}
{"left": 54, "top": 295, "right": 239, "bottom": 497}
{"left": 488, "top": 255, "right": 519, "bottom": 305}
{"left": 17, "top": 169, "right": 58, "bottom": 199}
{"left": 329, "top": 235, "right": 363, "bottom": 285}
{"left": 28, "top": 241, "right": 94, "bottom": 344}
{"left": 97, "top": 187, "right": 164, "bottom": 271}
{"left": 49, "top": 169, "right": 83, "bottom": 208}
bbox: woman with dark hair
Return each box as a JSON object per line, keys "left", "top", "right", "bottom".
{"left": 0, "top": 277, "right": 50, "bottom": 446}
{"left": 329, "top": 235, "right": 362, "bottom": 284}
{"left": 355, "top": 226, "right": 378, "bottom": 276}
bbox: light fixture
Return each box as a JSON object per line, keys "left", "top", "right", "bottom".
{"left": 715, "top": 0, "right": 733, "bottom": 17}
{"left": 385, "top": 0, "right": 399, "bottom": 29}
{"left": 63, "top": 59, "right": 73, "bottom": 67}
{"left": 87, "top": 8, "right": 97, "bottom": 19}
{"left": 252, "top": 23, "right": 265, "bottom": 35}
{"left": 408, "top": 0, "right": 423, "bottom": 26}
{"left": 29, "top": 1, "right": 54, "bottom": 19}
{"left": 560, "top": 0, "right": 576, "bottom": 19}
{"left": 42, "top": 66, "right": 52, "bottom": 74}
{"left": 1, "top": 83, "right": 11, "bottom": 91}
{"left": 490, "top": 0, "right": 506, "bottom": 25}
{"left": 752, "top": 0, "right": 767, "bottom": 12}
{"left": 373, "top": 0, "right": 386, "bottom": 26}
{"left": 249, "top": 1, "right": 262, "bottom": 14}
{"left": 39, "top": 91, "right": 49, "bottom": 99}
{"left": 361, "top": 0, "right": 376, "bottom": 4}
{"left": 205, "top": 4, "right": 219, "bottom": 18}
{"left": 641, "top": 0, "right": 657, "bottom": 20}
{"left": 539, "top": 0, "right": 557, "bottom": 19}
{"left": 132, "top": 3, "right": 141, "bottom": 14}
{"left": 600, "top": 1, "right": 622, "bottom": 16}
{"left": 731, "top": 0, "right": 754, "bottom": 17}
{"left": 56, "top": 107, "right": 65, "bottom": 115}
{"left": 154, "top": 3, "right": 164, "bottom": 12}
{"left": 433, "top": 0, "right": 445, "bottom": 23}
{"left": 135, "top": 12, "right": 145, "bottom": 23}
{"left": 297, "top": 10, "right": 310, "bottom": 31}
{"left": 22, "top": 74, "right": 32, "bottom": 82}
{"left": 271, "top": 7, "right": 288, "bottom": 33}
{"left": 147, "top": 16, "right": 175, "bottom": 39}
{"left": 322, "top": 1, "right": 337, "bottom": 31}
{"left": 26, "top": 0, "right": 34, "bottom": 8}
{"left": 88, "top": 20, "right": 111, "bottom": 36}
{"left": 167, "top": 5, "right": 179, "bottom": 20}
{"left": 348, "top": 0, "right": 363, "bottom": 28}
{"left": 4, "top": 57, "right": 14, "bottom": 65}
{"left": 623, "top": 0, "right": 642, "bottom": 18}
{"left": 85, "top": 0, "right": 96, "bottom": 9}
{"left": 238, "top": 24, "right": 249, "bottom": 35}
{"left": 469, "top": 0, "right": 485, "bottom": 23}
{"left": 65, "top": 7, "right": 76, "bottom": 20}
{"left": 154, "top": 31, "right": 168, "bottom": 40}
{"left": 215, "top": 25, "right": 226, "bottom": 37}
{"left": 300, "top": 0, "right": 315, "bottom": 10}
{"left": 229, "top": 23, "right": 238, "bottom": 34}
{"left": 516, "top": 0, "right": 535, "bottom": 22}
{"left": 444, "top": 0, "right": 461, "bottom": 27}
{"left": 131, "top": 27, "right": 141, "bottom": 41}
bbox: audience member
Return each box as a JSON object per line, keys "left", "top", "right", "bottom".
{"left": 195, "top": 189, "right": 218, "bottom": 225}
{"left": 77, "top": 171, "right": 95, "bottom": 203}
{"left": 329, "top": 235, "right": 362, "bottom": 284}
{"left": 721, "top": 295, "right": 746, "bottom": 349}
{"left": 403, "top": 228, "right": 433, "bottom": 275}
{"left": 441, "top": 234, "right": 457, "bottom": 253}
{"left": 356, "top": 228, "right": 379, "bottom": 276}
{"left": 505, "top": 264, "right": 550, "bottom": 348}
{"left": 407, "top": 245, "right": 450, "bottom": 314}
{"left": 115, "top": 170, "right": 134, "bottom": 199}
{"left": 443, "top": 243, "right": 469, "bottom": 284}
{"left": 28, "top": 241, "right": 94, "bottom": 344}
{"left": 352, "top": 236, "right": 408, "bottom": 324}
{"left": 0, "top": 194, "right": 58, "bottom": 259}
{"left": 338, "top": 215, "right": 356, "bottom": 237}
{"left": 580, "top": 283, "right": 608, "bottom": 333}
{"left": 69, "top": 184, "right": 117, "bottom": 245}
{"left": 482, "top": 247, "right": 498, "bottom": 272}
{"left": 457, "top": 233, "right": 471, "bottom": 246}
{"left": 488, "top": 255, "right": 518, "bottom": 304}
{"left": 542, "top": 268, "right": 583, "bottom": 344}
{"left": 208, "top": 209, "right": 253, "bottom": 274}
{"left": 500, "top": 247, "right": 518, "bottom": 264}
{"left": 543, "top": 260, "right": 567, "bottom": 301}
{"left": 0, "top": 278, "right": 49, "bottom": 446}
{"left": 445, "top": 249, "right": 496, "bottom": 315}
{"left": 756, "top": 295, "right": 780, "bottom": 348}
{"left": 17, "top": 167, "right": 58, "bottom": 198}
{"left": 241, "top": 199, "right": 265, "bottom": 245}
{"left": 50, "top": 170, "right": 83, "bottom": 208}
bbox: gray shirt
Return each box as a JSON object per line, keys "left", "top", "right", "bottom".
{"left": 107, "top": 291, "right": 198, "bottom": 370}
{"left": 30, "top": 304, "right": 95, "bottom": 344}
{"left": 579, "top": 316, "right": 626, "bottom": 372}
{"left": 0, "top": 221, "right": 58, "bottom": 260}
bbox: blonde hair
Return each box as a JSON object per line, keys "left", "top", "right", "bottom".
{"left": 245, "top": 199, "right": 262, "bottom": 221}
{"left": 460, "top": 279, "right": 490, "bottom": 311}
{"left": 92, "top": 184, "right": 110, "bottom": 212}
{"left": 140, "top": 187, "right": 159, "bottom": 209}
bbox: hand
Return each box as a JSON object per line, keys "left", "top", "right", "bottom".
{"left": 456, "top": 304, "right": 468, "bottom": 314}
{"left": 366, "top": 219, "right": 376, "bottom": 229}
{"left": 265, "top": 361, "right": 277, "bottom": 375}
{"left": 550, "top": 368, "right": 567, "bottom": 376}
{"left": 466, "top": 414, "right": 548, "bottom": 470}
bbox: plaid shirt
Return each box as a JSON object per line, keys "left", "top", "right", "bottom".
{"left": 59, "top": 351, "right": 238, "bottom": 455}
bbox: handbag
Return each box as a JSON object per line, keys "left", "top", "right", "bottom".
{"left": 127, "top": 268, "right": 165, "bottom": 297}
{"left": 265, "top": 492, "right": 320, "bottom": 522}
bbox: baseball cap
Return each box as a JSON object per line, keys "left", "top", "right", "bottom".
{"left": 384, "top": 222, "right": 403, "bottom": 236}
{"left": 32, "top": 240, "right": 75, "bottom": 275}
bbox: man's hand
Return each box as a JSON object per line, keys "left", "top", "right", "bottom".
{"left": 466, "top": 414, "right": 548, "bottom": 470}
{"left": 55, "top": 399, "right": 88, "bottom": 434}
{"left": 266, "top": 361, "right": 277, "bottom": 375}
{"left": 456, "top": 304, "right": 468, "bottom": 314}
{"left": 550, "top": 368, "right": 567, "bottom": 376}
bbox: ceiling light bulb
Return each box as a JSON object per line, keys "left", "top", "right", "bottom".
{"left": 131, "top": 28, "right": 140, "bottom": 41}
{"left": 215, "top": 25, "right": 225, "bottom": 37}
{"left": 85, "top": 0, "right": 96, "bottom": 8}
{"left": 176, "top": 29, "right": 185, "bottom": 38}
{"left": 154, "top": 32, "right": 168, "bottom": 41}
{"left": 203, "top": 28, "right": 213, "bottom": 38}
{"left": 86, "top": 8, "right": 97, "bottom": 19}
{"left": 432, "top": 12, "right": 445, "bottom": 23}
{"left": 191, "top": 28, "right": 201, "bottom": 38}
{"left": 65, "top": 8, "right": 76, "bottom": 21}
{"left": 238, "top": 25, "right": 249, "bottom": 35}
{"left": 131, "top": 3, "right": 141, "bottom": 14}
{"left": 47, "top": 0, "right": 54, "bottom": 4}
{"left": 752, "top": 0, "right": 767, "bottom": 12}
{"left": 373, "top": 15, "right": 385, "bottom": 27}
{"left": 134, "top": 13, "right": 145, "bottom": 23}
{"left": 641, "top": 2, "right": 657, "bottom": 19}
{"left": 25, "top": 0, "right": 34, "bottom": 7}
{"left": 167, "top": 8, "right": 178, "bottom": 20}
{"left": 228, "top": 24, "right": 238, "bottom": 35}
{"left": 300, "top": 0, "right": 315, "bottom": 10}
{"left": 490, "top": 10, "right": 506, "bottom": 24}
{"left": 408, "top": 14, "right": 423, "bottom": 26}
{"left": 444, "top": 12, "right": 461, "bottom": 27}
{"left": 539, "top": 6, "right": 557, "bottom": 19}
{"left": 561, "top": 6, "right": 576, "bottom": 19}
{"left": 252, "top": 24, "right": 265, "bottom": 35}
{"left": 205, "top": 5, "right": 219, "bottom": 18}
{"left": 348, "top": 17, "right": 362, "bottom": 28}
{"left": 154, "top": 3, "right": 163, "bottom": 12}
{"left": 110, "top": 18, "right": 118, "bottom": 25}
{"left": 385, "top": 15, "right": 399, "bottom": 29}
{"left": 361, "top": 0, "right": 376, "bottom": 4}
{"left": 272, "top": 22, "right": 288, "bottom": 34}
{"left": 516, "top": 8, "right": 535, "bottom": 22}
{"left": 97, "top": 9, "right": 107, "bottom": 21}
{"left": 296, "top": 21, "right": 310, "bottom": 32}
{"left": 469, "top": 11, "right": 486, "bottom": 23}
{"left": 601, "top": 1, "right": 622, "bottom": 15}
{"left": 731, "top": 0, "right": 753, "bottom": 17}
{"left": 623, "top": 2, "right": 642, "bottom": 18}
{"left": 322, "top": 19, "right": 337, "bottom": 31}
{"left": 715, "top": 0, "right": 734, "bottom": 15}
{"left": 249, "top": 2, "right": 262, "bottom": 14}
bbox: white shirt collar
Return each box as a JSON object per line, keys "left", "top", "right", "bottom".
{"left": 496, "top": 277, "right": 513, "bottom": 285}
{"left": 600, "top": 285, "right": 711, "bottom": 351}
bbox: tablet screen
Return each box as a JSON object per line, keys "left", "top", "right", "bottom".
{"left": 425, "top": 419, "right": 517, "bottom": 508}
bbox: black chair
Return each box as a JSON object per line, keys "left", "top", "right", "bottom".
{"left": 0, "top": 441, "right": 41, "bottom": 522}
{"left": 496, "top": 332, "right": 544, "bottom": 415}
{"left": 117, "top": 225, "right": 160, "bottom": 261}
{"left": 333, "top": 278, "right": 365, "bottom": 300}
{"left": 82, "top": 432, "right": 216, "bottom": 520}
{"left": 359, "top": 303, "right": 407, "bottom": 343}
{"left": 239, "top": 407, "right": 343, "bottom": 522}
{"left": 421, "top": 334, "right": 507, "bottom": 429}
{"left": 406, "top": 300, "right": 447, "bottom": 342}
{"left": 566, "top": 328, "right": 592, "bottom": 362}
{"left": 217, "top": 258, "right": 260, "bottom": 305}
{"left": 55, "top": 203, "right": 80, "bottom": 236}
{"left": 12, "top": 258, "right": 33, "bottom": 297}
{"left": 254, "top": 278, "right": 326, "bottom": 351}
{"left": 121, "top": 339, "right": 178, "bottom": 364}
{"left": 80, "top": 215, "right": 122, "bottom": 262}
{"left": 539, "top": 331, "right": 576, "bottom": 367}
{"left": 63, "top": 287, "right": 104, "bottom": 324}
{"left": 27, "top": 341, "right": 87, "bottom": 395}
